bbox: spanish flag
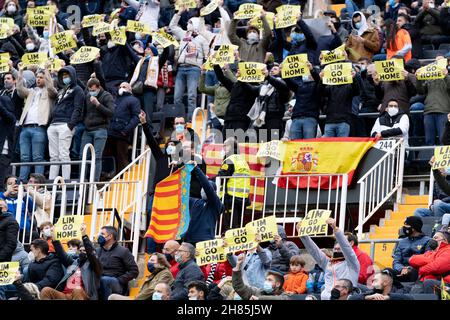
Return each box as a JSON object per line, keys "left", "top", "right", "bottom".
{"left": 202, "top": 143, "right": 266, "bottom": 210}
{"left": 442, "top": 279, "right": 450, "bottom": 300}
{"left": 145, "top": 165, "right": 194, "bottom": 243}
{"left": 278, "top": 138, "right": 376, "bottom": 189}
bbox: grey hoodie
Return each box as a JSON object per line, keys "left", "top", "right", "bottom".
{"left": 12, "top": 241, "right": 30, "bottom": 274}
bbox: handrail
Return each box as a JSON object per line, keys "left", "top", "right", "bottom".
{"left": 131, "top": 125, "right": 139, "bottom": 162}
{"left": 78, "top": 143, "right": 96, "bottom": 215}
{"left": 191, "top": 107, "right": 202, "bottom": 134}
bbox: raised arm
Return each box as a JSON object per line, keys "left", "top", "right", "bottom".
{"left": 169, "top": 12, "right": 186, "bottom": 40}
{"left": 16, "top": 69, "right": 30, "bottom": 98}
{"left": 259, "top": 15, "right": 272, "bottom": 51}
{"left": 214, "top": 64, "right": 234, "bottom": 91}
{"left": 227, "top": 18, "right": 243, "bottom": 47}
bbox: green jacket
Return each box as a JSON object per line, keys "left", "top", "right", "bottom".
{"left": 199, "top": 69, "right": 235, "bottom": 117}
{"left": 232, "top": 270, "right": 289, "bottom": 300}
{"left": 416, "top": 75, "right": 450, "bottom": 115}
{"left": 135, "top": 268, "right": 174, "bottom": 300}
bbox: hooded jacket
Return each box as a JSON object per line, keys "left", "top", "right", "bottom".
{"left": 108, "top": 91, "right": 141, "bottom": 143}
{"left": 12, "top": 241, "right": 30, "bottom": 274}
{"left": 416, "top": 75, "right": 450, "bottom": 115}
{"left": 0, "top": 211, "right": 19, "bottom": 262}
{"left": 345, "top": 11, "right": 380, "bottom": 62}
{"left": 300, "top": 229, "right": 360, "bottom": 300}
{"left": 27, "top": 254, "right": 65, "bottom": 290}
{"left": 83, "top": 88, "right": 115, "bottom": 131}
{"left": 392, "top": 233, "right": 431, "bottom": 272}
{"left": 50, "top": 66, "right": 85, "bottom": 130}
{"left": 52, "top": 236, "right": 102, "bottom": 300}
{"left": 409, "top": 242, "right": 450, "bottom": 283}
{"left": 371, "top": 110, "right": 410, "bottom": 148}
{"left": 268, "top": 225, "right": 300, "bottom": 273}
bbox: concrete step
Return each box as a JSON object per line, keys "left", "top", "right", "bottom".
{"left": 384, "top": 219, "right": 406, "bottom": 227}
{"left": 404, "top": 195, "right": 428, "bottom": 205}
{"left": 396, "top": 204, "right": 423, "bottom": 214}
{"left": 373, "top": 226, "right": 400, "bottom": 235}
{"left": 368, "top": 233, "right": 399, "bottom": 240}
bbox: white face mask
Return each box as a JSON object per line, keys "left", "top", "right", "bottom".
{"left": 387, "top": 107, "right": 399, "bottom": 117}
{"left": 107, "top": 41, "right": 116, "bottom": 49}
{"left": 7, "top": 4, "right": 17, "bottom": 14}
{"left": 28, "top": 251, "right": 35, "bottom": 262}
{"left": 247, "top": 32, "right": 259, "bottom": 44}
{"left": 26, "top": 43, "right": 35, "bottom": 51}
{"left": 188, "top": 296, "right": 198, "bottom": 300}
{"left": 118, "top": 88, "right": 126, "bottom": 96}
{"left": 43, "top": 228, "right": 52, "bottom": 238}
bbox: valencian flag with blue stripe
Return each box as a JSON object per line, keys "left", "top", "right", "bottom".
{"left": 145, "top": 164, "right": 194, "bottom": 243}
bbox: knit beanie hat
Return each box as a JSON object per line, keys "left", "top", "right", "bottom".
{"left": 405, "top": 216, "right": 423, "bottom": 232}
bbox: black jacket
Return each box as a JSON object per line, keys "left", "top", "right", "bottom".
{"left": 27, "top": 254, "right": 65, "bottom": 290}
{"left": 50, "top": 66, "right": 85, "bottom": 130}
{"left": 0, "top": 212, "right": 19, "bottom": 262}
{"left": 83, "top": 88, "right": 115, "bottom": 131}
{"left": 214, "top": 65, "right": 260, "bottom": 122}
{"left": 0, "top": 96, "right": 16, "bottom": 159}
{"left": 100, "top": 43, "right": 140, "bottom": 82}
{"left": 263, "top": 75, "right": 290, "bottom": 119}
{"left": 0, "top": 88, "right": 23, "bottom": 121}
{"left": 96, "top": 242, "right": 139, "bottom": 287}
{"left": 358, "top": 69, "right": 380, "bottom": 113}
{"left": 170, "top": 259, "right": 205, "bottom": 300}
{"left": 108, "top": 92, "right": 141, "bottom": 143}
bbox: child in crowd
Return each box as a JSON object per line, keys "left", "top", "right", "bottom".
{"left": 283, "top": 255, "right": 308, "bottom": 294}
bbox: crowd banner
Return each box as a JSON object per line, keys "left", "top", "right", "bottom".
{"left": 432, "top": 146, "right": 450, "bottom": 170}
{"left": 224, "top": 227, "right": 257, "bottom": 254}
{"left": 0, "top": 23, "right": 10, "bottom": 39}
{"left": 82, "top": 14, "right": 105, "bottom": 28}
{"left": 320, "top": 44, "right": 346, "bottom": 65}
{"left": 237, "top": 62, "right": 266, "bottom": 82}
{"left": 278, "top": 138, "right": 377, "bottom": 189}
{"left": 297, "top": 209, "right": 332, "bottom": 236}
{"left": 126, "top": 20, "right": 152, "bottom": 34}
{"left": 322, "top": 62, "right": 353, "bottom": 85}
{"left": 0, "top": 262, "right": 20, "bottom": 286}
{"left": 275, "top": 5, "right": 301, "bottom": 29}
{"left": 145, "top": 165, "right": 194, "bottom": 243}
{"left": 210, "top": 44, "right": 238, "bottom": 66}
{"left": 196, "top": 239, "right": 226, "bottom": 266}
{"left": 0, "top": 17, "right": 14, "bottom": 28}
{"left": 281, "top": 54, "right": 310, "bottom": 78}
{"left": 416, "top": 59, "right": 447, "bottom": 81}
{"left": 28, "top": 13, "right": 51, "bottom": 27}
{"left": 0, "top": 53, "right": 9, "bottom": 73}
{"left": 234, "top": 3, "right": 263, "bottom": 19}
{"left": 175, "top": 0, "right": 197, "bottom": 10}
{"left": 50, "top": 30, "right": 77, "bottom": 54}
{"left": 110, "top": 26, "right": 127, "bottom": 45}
{"left": 200, "top": 0, "right": 218, "bottom": 16}
{"left": 256, "top": 140, "right": 283, "bottom": 160}
{"left": 245, "top": 215, "right": 278, "bottom": 242}
{"left": 48, "top": 58, "right": 64, "bottom": 72}
{"left": 92, "top": 22, "right": 114, "bottom": 36}
{"left": 70, "top": 46, "right": 100, "bottom": 64}
{"left": 22, "top": 52, "right": 48, "bottom": 68}
{"left": 27, "top": 5, "right": 56, "bottom": 16}
{"left": 54, "top": 215, "right": 83, "bottom": 241}
{"left": 374, "top": 59, "right": 405, "bottom": 82}
{"left": 152, "top": 30, "right": 180, "bottom": 48}
{"left": 250, "top": 12, "right": 274, "bottom": 30}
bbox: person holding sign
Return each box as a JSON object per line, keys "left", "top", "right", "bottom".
{"left": 345, "top": 11, "right": 380, "bottom": 62}
{"left": 297, "top": 217, "right": 360, "bottom": 300}
{"left": 2, "top": 0, "right": 23, "bottom": 29}
{"left": 40, "top": 223, "right": 103, "bottom": 300}
{"left": 126, "top": 0, "right": 161, "bottom": 31}
{"left": 268, "top": 225, "right": 300, "bottom": 274}
{"left": 228, "top": 10, "right": 272, "bottom": 64}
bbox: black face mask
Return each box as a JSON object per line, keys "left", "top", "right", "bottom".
{"left": 164, "top": 253, "right": 173, "bottom": 262}
{"left": 403, "top": 226, "right": 412, "bottom": 236}
{"left": 330, "top": 288, "right": 341, "bottom": 300}
{"left": 372, "top": 287, "right": 384, "bottom": 295}
{"left": 332, "top": 251, "right": 345, "bottom": 260}
{"left": 97, "top": 39, "right": 107, "bottom": 46}
{"left": 428, "top": 239, "right": 439, "bottom": 250}
{"left": 78, "top": 252, "right": 88, "bottom": 264}
{"left": 333, "top": 22, "right": 341, "bottom": 30}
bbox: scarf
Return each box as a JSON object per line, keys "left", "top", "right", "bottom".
{"left": 130, "top": 55, "right": 159, "bottom": 89}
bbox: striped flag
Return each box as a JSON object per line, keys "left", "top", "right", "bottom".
{"left": 442, "top": 279, "right": 450, "bottom": 300}
{"left": 145, "top": 165, "right": 194, "bottom": 243}
{"left": 201, "top": 143, "right": 266, "bottom": 210}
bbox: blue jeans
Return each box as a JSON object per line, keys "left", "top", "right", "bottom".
{"left": 174, "top": 66, "right": 201, "bottom": 121}
{"left": 70, "top": 123, "right": 86, "bottom": 160}
{"left": 443, "top": 214, "right": 450, "bottom": 226}
{"left": 372, "top": 54, "right": 387, "bottom": 61}
{"left": 410, "top": 102, "right": 425, "bottom": 138}
{"left": 0, "top": 284, "right": 17, "bottom": 300}
{"left": 345, "top": 0, "right": 375, "bottom": 16}
{"left": 141, "top": 90, "right": 155, "bottom": 125}
{"left": 81, "top": 129, "right": 108, "bottom": 182}
{"left": 19, "top": 126, "right": 47, "bottom": 181}
{"left": 323, "top": 122, "right": 351, "bottom": 137}
{"left": 424, "top": 113, "right": 447, "bottom": 146}
{"left": 290, "top": 117, "right": 318, "bottom": 139}
{"left": 414, "top": 207, "right": 432, "bottom": 217}
{"left": 99, "top": 276, "right": 124, "bottom": 300}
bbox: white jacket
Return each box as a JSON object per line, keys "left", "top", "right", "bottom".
{"left": 127, "top": 0, "right": 160, "bottom": 31}
{"left": 198, "top": 6, "right": 231, "bottom": 55}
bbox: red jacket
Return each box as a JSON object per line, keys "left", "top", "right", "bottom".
{"left": 169, "top": 260, "right": 179, "bottom": 278}
{"left": 409, "top": 242, "right": 450, "bottom": 283}
{"left": 200, "top": 262, "right": 233, "bottom": 284}
{"left": 353, "top": 246, "right": 374, "bottom": 285}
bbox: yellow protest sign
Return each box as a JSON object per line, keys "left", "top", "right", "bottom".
{"left": 256, "top": 140, "right": 283, "bottom": 160}
{"left": 297, "top": 209, "right": 332, "bottom": 236}
{"left": 375, "top": 59, "right": 404, "bottom": 82}
{"left": 275, "top": 5, "right": 301, "bottom": 29}
{"left": 416, "top": 59, "right": 447, "bottom": 81}
{"left": 92, "top": 22, "right": 114, "bottom": 36}
{"left": 0, "top": 53, "right": 9, "bottom": 62}
{"left": 82, "top": 14, "right": 105, "bottom": 28}
{"left": 249, "top": 12, "right": 274, "bottom": 30}
{"left": 48, "top": 58, "right": 64, "bottom": 72}
{"left": 234, "top": 3, "right": 263, "bottom": 19}
{"left": 210, "top": 44, "right": 238, "bottom": 66}
{"left": 237, "top": 62, "right": 265, "bottom": 82}
{"left": 0, "top": 23, "right": 10, "bottom": 39}
{"left": 175, "top": 0, "right": 197, "bottom": 10}
{"left": 224, "top": 227, "right": 257, "bottom": 254}
{"left": 203, "top": 56, "right": 214, "bottom": 71}
{"left": 110, "top": 26, "right": 127, "bottom": 45}
{"left": 27, "top": 5, "right": 56, "bottom": 15}
{"left": 320, "top": 44, "right": 346, "bottom": 65}
{"left": 70, "top": 46, "right": 100, "bottom": 64}
{"left": 22, "top": 52, "right": 47, "bottom": 68}
{"left": 323, "top": 62, "right": 353, "bottom": 85}
{"left": 151, "top": 30, "right": 179, "bottom": 48}
{"left": 126, "top": 20, "right": 152, "bottom": 34}
{"left": 50, "top": 31, "right": 77, "bottom": 54}
{"left": 28, "top": 13, "right": 51, "bottom": 27}
{"left": 54, "top": 215, "right": 83, "bottom": 241}
{"left": 0, "top": 56, "right": 9, "bottom": 73}
{"left": 245, "top": 215, "right": 278, "bottom": 243}
{"left": 0, "top": 262, "right": 20, "bottom": 286}
{"left": 281, "top": 53, "right": 310, "bottom": 78}
{"left": 196, "top": 239, "right": 226, "bottom": 266}
{"left": 432, "top": 146, "right": 450, "bottom": 170}
{"left": 200, "top": 0, "right": 218, "bottom": 16}
{"left": 0, "top": 17, "right": 14, "bottom": 28}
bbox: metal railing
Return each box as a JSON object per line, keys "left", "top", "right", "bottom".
{"left": 356, "top": 139, "right": 405, "bottom": 239}
{"left": 214, "top": 173, "right": 349, "bottom": 237}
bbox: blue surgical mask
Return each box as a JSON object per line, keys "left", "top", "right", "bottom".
{"left": 63, "top": 77, "right": 71, "bottom": 86}
{"left": 175, "top": 253, "right": 183, "bottom": 264}
{"left": 147, "top": 261, "right": 156, "bottom": 273}
{"left": 212, "top": 28, "right": 221, "bottom": 34}
{"left": 135, "top": 32, "right": 142, "bottom": 40}
{"left": 43, "top": 31, "right": 49, "bottom": 39}
{"left": 89, "top": 90, "right": 98, "bottom": 97}
{"left": 389, "top": 0, "right": 398, "bottom": 7}
{"left": 234, "top": 294, "right": 242, "bottom": 300}
{"left": 152, "top": 292, "right": 163, "bottom": 300}
{"left": 291, "top": 32, "right": 305, "bottom": 44}
{"left": 263, "top": 281, "right": 274, "bottom": 293}
{"left": 302, "top": 75, "right": 311, "bottom": 82}
{"left": 355, "top": 22, "right": 362, "bottom": 29}
{"left": 166, "top": 145, "right": 176, "bottom": 155}
{"left": 175, "top": 124, "right": 185, "bottom": 133}
{"left": 97, "top": 234, "right": 106, "bottom": 247}
{"left": 445, "top": 168, "right": 450, "bottom": 175}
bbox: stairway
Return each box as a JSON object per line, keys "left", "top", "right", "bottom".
{"left": 359, "top": 194, "right": 428, "bottom": 269}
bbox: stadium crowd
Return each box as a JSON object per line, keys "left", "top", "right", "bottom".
{"left": 0, "top": 0, "right": 449, "bottom": 301}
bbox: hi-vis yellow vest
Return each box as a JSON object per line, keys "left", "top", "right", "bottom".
{"left": 221, "top": 154, "right": 251, "bottom": 199}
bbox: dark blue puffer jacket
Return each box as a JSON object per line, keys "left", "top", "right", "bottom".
{"left": 108, "top": 92, "right": 141, "bottom": 142}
